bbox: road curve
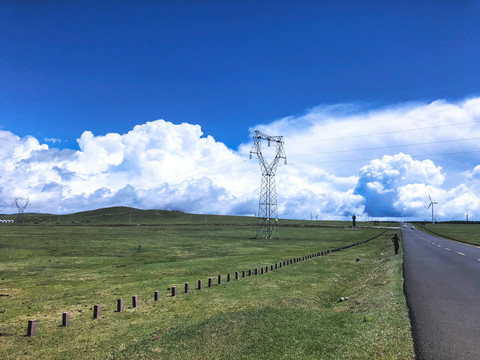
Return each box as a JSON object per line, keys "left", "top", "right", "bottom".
{"left": 402, "top": 224, "right": 480, "bottom": 360}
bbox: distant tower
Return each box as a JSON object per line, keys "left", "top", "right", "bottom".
{"left": 427, "top": 194, "right": 438, "bottom": 224}
{"left": 13, "top": 197, "right": 30, "bottom": 224}
{"left": 250, "top": 130, "right": 287, "bottom": 239}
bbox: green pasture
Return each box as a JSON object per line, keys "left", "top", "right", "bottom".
{"left": 418, "top": 222, "right": 480, "bottom": 246}
{"left": 1, "top": 206, "right": 396, "bottom": 228}
{"left": 0, "top": 209, "right": 413, "bottom": 359}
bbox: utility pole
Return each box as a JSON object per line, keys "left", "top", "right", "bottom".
{"left": 12, "top": 197, "right": 30, "bottom": 224}
{"left": 250, "top": 130, "right": 287, "bottom": 239}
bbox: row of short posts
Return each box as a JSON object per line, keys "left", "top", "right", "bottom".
{"left": 27, "top": 292, "right": 163, "bottom": 335}
{"left": 169, "top": 264, "right": 280, "bottom": 300}
{"left": 26, "top": 246, "right": 351, "bottom": 335}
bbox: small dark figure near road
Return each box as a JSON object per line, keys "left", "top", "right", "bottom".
{"left": 391, "top": 233, "right": 400, "bottom": 255}
{"left": 352, "top": 214, "right": 356, "bottom": 227}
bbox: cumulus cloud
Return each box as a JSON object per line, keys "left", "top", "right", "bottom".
{"left": 2, "top": 97, "right": 480, "bottom": 220}
{"left": 248, "top": 97, "right": 480, "bottom": 220}
{"left": 0, "top": 121, "right": 257, "bottom": 215}
{"left": 353, "top": 154, "right": 445, "bottom": 217}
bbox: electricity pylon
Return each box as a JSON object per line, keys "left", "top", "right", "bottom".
{"left": 13, "top": 197, "right": 30, "bottom": 224}
{"left": 250, "top": 130, "right": 286, "bottom": 239}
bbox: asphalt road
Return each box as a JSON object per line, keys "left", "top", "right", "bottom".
{"left": 402, "top": 224, "right": 480, "bottom": 360}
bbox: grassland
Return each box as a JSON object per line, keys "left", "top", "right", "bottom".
{"left": 0, "top": 208, "right": 413, "bottom": 359}
{"left": 417, "top": 222, "right": 480, "bottom": 246}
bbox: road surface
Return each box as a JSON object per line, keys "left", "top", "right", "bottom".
{"left": 402, "top": 224, "right": 480, "bottom": 360}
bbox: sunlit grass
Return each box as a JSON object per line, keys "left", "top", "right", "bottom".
{"left": 0, "top": 210, "right": 413, "bottom": 359}
{"left": 419, "top": 223, "right": 480, "bottom": 246}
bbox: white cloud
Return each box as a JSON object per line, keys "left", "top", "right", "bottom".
{"left": 351, "top": 153, "right": 445, "bottom": 217}
{"left": 2, "top": 97, "right": 480, "bottom": 220}
{"left": 0, "top": 120, "right": 257, "bottom": 215}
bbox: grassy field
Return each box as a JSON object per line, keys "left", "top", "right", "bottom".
{"left": 418, "top": 222, "right": 480, "bottom": 246}
{"left": 0, "top": 209, "right": 413, "bottom": 359}
{"left": 1, "top": 206, "right": 397, "bottom": 228}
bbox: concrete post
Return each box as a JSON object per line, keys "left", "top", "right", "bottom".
{"left": 132, "top": 295, "right": 138, "bottom": 308}
{"left": 198, "top": 280, "right": 203, "bottom": 290}
{"left": 185, "top": 283, "right": 189, "bottom": 294}
{"left": 93, "top": 305, "right": 101, "bottom": 319}
{"left": 154, "top": 291, "right": 160, "bottom": 301}
{"left": 171, "top": 286, "right": 177, "bottom": 297}
{"left": 117, "top": 298, "right": 124, "bottom": 312}
{"left": 62, "top": 312, "right": 70, "bottom": 326}
{"left": 27, "top": 319, "right": 36, "bottom": 336}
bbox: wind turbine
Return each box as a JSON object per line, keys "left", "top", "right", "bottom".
{"left": 427, "top": 195, "right": 438, "bottom": 224}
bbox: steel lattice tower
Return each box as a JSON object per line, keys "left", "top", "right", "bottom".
{"left": 250, "top": 130, "right": 286, "bottom": 239}
{"left": 13, "top": 197, "right": 30, "bottom": 224}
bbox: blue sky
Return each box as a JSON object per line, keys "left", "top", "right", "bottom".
{"left": 2, "top": 1, "right": 479, "bottom": 148}
{"left": 1, "top": 1, "right": 480, "bottom": 220}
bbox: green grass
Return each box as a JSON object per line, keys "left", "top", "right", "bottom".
{"left": 0, "top": 209, "right": 413, "bottom": 359}
{"left": 1, "top": 206, "right": 398, "bottom": 228}
{"left": 417, "top": 223, "right": 480, "bottom": 246}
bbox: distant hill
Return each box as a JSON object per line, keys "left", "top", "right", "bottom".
{"left": 1, "top": 206, "right": 395, "bottom": 227}
{"left": 0, "top": 206, "right": 254, "bottom": 225}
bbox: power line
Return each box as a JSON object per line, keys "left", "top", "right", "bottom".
{"left": 149, "top": 90, "right": 480, "bottom": 184}
{"left": 287, "top": 86, "right": 480, "bottom": 146}
{"left": 61, "top": 91, "right": 480, "bottom": 187}
{"left": 132, "top": 134, "right": 480, "bottom": 187}
{"left": 288, "top": 137, "right": 480, "bottom": 157}
{"left": 160, "top": 103, "right": 480, "bottom": 181}
{"left": 288, "top": 149, "right": 480, "bottom": 166}
{"left": 286, "top": 120, "right": 480, "bottom": 146}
